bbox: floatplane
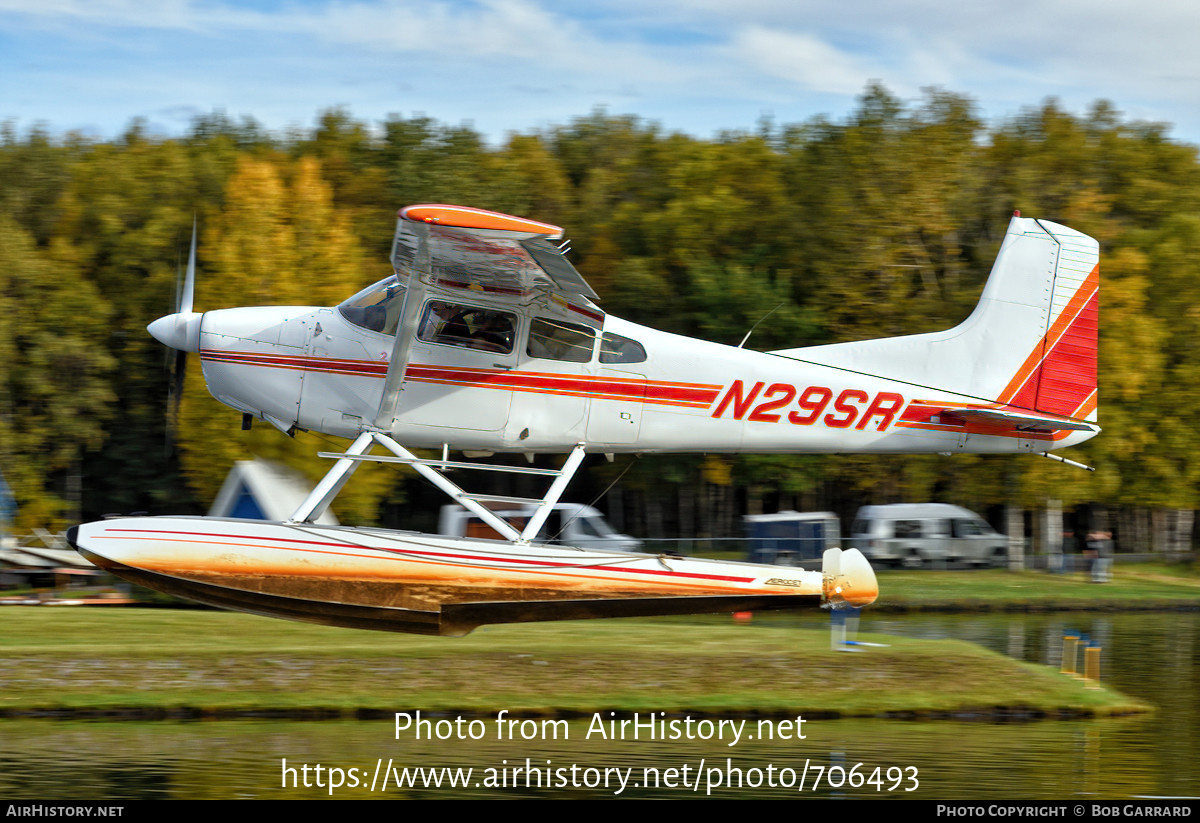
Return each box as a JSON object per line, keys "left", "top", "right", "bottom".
{"left": 69, "top": 206, "right": 1099, "bottom": 635}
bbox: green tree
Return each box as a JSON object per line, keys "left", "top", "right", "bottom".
{"left": 53, "top": 128, "right": 231, "bottom": 516}
{"left": 176, "top": 154, "right": 393, "bottom": 523}
{"left": 0, "top": 217, "right": 115, "bottom": 528}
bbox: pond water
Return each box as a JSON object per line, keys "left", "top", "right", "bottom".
{"left": 1, "top": 612, "right": 1196, "bottom": 799}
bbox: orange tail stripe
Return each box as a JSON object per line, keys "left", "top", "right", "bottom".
{"left": 998, "top": 263, "right": 1099, "bottom": 413}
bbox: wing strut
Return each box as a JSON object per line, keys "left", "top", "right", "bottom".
{"left": 288, "top": 431, "right": 375, "bottom": 524}
{"left": 374, "top": 222, "right": 431, "bottom": 429}
{"left": 290, "top": 434, "right": 589, "bottom": 546}
{"left": 518, "top": 443, "right": 587, "bottom": 542}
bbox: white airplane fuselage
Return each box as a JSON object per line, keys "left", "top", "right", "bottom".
{"left": 195, "top": 301, "right": 1094, "bottom": 457}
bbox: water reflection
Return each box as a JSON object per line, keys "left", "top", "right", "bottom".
{"left": 869, "top": 612, "right": 1199, "bottom": 799}
{"left": 0, "top": 715, "right": 1165, "bottom": 799}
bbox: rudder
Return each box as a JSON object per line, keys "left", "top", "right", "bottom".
{"left": 993, "top": 220, "right": 1098, "bottom": 421}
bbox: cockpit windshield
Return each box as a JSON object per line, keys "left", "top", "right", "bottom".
{"left": 338, "top": 276, "right": 406, "bottom": 335}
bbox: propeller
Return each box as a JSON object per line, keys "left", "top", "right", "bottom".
{"left": 151, "top": 218, "right": 203, "bottom": 432}
{"left": 179, "top": 216, "right": 196, "bottom": 316}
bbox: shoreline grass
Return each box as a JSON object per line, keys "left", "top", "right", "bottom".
{"left": 0, "top": 609, "right": 1148, "bottom": 720}
{"left": 872, "top": 563, "right": 1200, "bottom": 610}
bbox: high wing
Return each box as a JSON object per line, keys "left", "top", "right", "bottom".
{"left": 393, "top": 205, "right": 598, "bottom": 300}
{"left": 374, "top": 205, "right": 603, "bottom": 428}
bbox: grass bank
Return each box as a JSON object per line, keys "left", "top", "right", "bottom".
{"left": 0, "top": 609, "right": 1145, "bottom": 719}
{"left": 872, "top": 562, "right": 1200, "bottom": 610}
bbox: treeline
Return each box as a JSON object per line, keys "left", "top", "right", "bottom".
{"left": 2, "top": 84, "right": 1199, "bottom": 549}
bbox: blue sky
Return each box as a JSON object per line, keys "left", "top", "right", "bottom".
{"left": 2, "top": 0, "right": 1198, "bottom": 146}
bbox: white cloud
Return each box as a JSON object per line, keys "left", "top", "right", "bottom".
{"left": 0, "top": 0, "right": 203, "bottom": 30}
{"left": 1, "top": 0, "right": 1198, "bottom": 144}
{"left": 728, "top": 26, "right": 885, "bottom": 96}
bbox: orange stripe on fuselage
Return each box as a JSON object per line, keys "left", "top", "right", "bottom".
{"left": 403, "top": 365, "right": 720, "bottom": 408}
{"left": 198, "top": 350, "right": 722, "bottom": 409}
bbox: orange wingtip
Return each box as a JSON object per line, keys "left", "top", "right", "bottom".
{"left": 399, "top": 204, "right": 563, "bottom": 237}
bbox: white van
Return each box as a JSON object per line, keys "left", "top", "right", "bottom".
{"left": 850, "top": 504, "right": 1007, "bottom": 568}
{"left": 438, "top": 503, "right": 642, "bottom": 552}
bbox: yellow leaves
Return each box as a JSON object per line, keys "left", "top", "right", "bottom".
{"left": 202, "top": 155, "right": 374, "bottom": 311}
{"left": 701, "top": 455, "right": 733, "bottom": 487}
{"left": 175, "top": 155, "right": 393, "bottom": 524}
{"left": 484, "top": 134, "right": 572, "bottom": 223}
{"left": 657, "top": 137, "right": 788, "bottom": 262}
{"left": 8, "top": 98, "right": 1200, "bottom": 529}
{"left": 1100, "top": 248, "right": 1164, "bottom": 403}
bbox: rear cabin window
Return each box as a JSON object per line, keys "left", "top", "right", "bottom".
{"left": 527, "top": 317, "right": 596, "bottom": 362}
{"left": 418, "top": 301, "right": 516, "bottom": 354}
{"left": 599, "top": 332, "right": 647, "bottom": 364}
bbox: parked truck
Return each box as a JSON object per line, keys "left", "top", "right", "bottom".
{"left": 438, "top": 503, "right": 641, "bottom": 552}
{"left": 743, "top": 511, "right": 841, "bottom": 565}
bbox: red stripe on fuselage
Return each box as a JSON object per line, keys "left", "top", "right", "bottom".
{"left": 404, "top": 365, "right": 719, "bottom": 406}
{"left": 199, "top": 350, "right": 721, "bottom": 408}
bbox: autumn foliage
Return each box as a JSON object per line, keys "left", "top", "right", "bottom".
{"left": 2, "top": 87, "right": 1196, "bottom": 543}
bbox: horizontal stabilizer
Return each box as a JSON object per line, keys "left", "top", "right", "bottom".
{"left": 894, "top": 399, "right": 1099, "bottom": 438}
{"left": 950, "top": 407, "right": 1097, "bottom": 433}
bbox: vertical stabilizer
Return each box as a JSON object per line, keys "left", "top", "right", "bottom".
{"left": 992, "top": 220, "right": 1098, "bottom": 421}
{"left": 772, "top": 216, "right": 1098, "bottom": 422}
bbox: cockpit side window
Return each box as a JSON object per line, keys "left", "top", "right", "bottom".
{"left": 599, "top": 332, "right": 647, "bottom": 364}
{"left": 418, "top": 300, "right": 517, "bottom": 354}
{"left": 527, "top": 317, "right": 596, "bottom": 362}
{"left": 337, "top": 276, "right": 406, "bottom": 335}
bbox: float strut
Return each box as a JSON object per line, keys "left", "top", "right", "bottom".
{"left": 289, "top": 431, "right": 375, "bottom": 523}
